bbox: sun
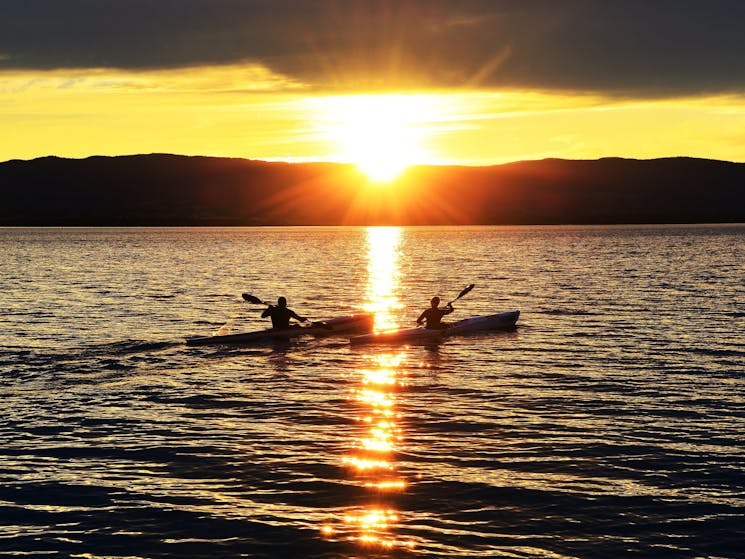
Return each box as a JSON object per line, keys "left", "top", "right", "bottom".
{"left": 345, "top": 121, "right": 414, "bottom": 183}
{"left": 312, "top": 94, "right": 438, "bottom": 183}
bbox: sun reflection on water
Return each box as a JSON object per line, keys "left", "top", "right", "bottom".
{"left": 321, "top": 227, "right": 418, "bottom": 550}
{"left": 363, "top": 227, "right": 403, "bottom": 332}
{"left": 335, "top": 352, "right": 413, "bottom": 549}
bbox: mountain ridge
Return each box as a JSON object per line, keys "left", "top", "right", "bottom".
{"left": 1, "top": 154, "right": 743, "bottom": 225}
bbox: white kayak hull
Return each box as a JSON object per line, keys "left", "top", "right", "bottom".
{"left": 187, "top": 313, "right": 373, "bottom": 346}
{"left": 349, "top": 311, "right": 519, "bottom": 345}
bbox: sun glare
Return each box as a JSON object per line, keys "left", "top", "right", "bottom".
{"left": 311, "top": 94, "right": 438, "bottom": 183}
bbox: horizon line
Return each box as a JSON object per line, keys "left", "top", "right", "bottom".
{"left": 2, "top": 152, "right": 742, "bottom": 167}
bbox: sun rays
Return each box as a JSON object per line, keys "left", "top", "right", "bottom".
{"left": 304, "top": 94, "right": 443, "bottom": 183}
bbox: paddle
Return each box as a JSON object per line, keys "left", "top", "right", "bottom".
{"left": 446, "top": 283, "right": 475, "bottom": 306}
{"left": 242, "top": 293, "right": 271, "bottom": 306}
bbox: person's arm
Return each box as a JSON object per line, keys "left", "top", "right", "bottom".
{"left": 443, "top": 303, "right": 454, "bottom": 315}
{"left": 416, "top": 309, "right": 427, "bottom": 325}
{"left": 289, "top": 309, "right": 308, "bottom": 322}
{"left": 261, "top": 306, "right": 273, "bottom": 318}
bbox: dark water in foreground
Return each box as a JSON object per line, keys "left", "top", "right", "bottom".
{"left": 1, "top": 225, "right": 743, "bottom": 559}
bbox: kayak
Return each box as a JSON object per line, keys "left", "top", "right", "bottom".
{"left": 349, "top": 311, "right": 520, "bottom": 345}
{"left": 186, "top": 313, "right": 373, "bottom": 346}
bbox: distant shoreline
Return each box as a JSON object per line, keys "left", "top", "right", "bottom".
{"left": 0, "top": 221, "right": 745, "bottom": 229}
{"left": 2, "top": 154, "right": 744, "bottom": 226}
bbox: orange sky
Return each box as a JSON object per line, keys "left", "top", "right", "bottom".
{"left": 4, "top": 66, "right": 745, "bottom": 172}
{"left": 3, "top": 2, "right": 745, "bottom": 178}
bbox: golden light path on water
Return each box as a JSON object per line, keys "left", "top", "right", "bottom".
{"left": 321, "top": 227, "right": 417, "bottom": 551}
{"left": 363, "top": 227, "right": 404, "bottom": 332}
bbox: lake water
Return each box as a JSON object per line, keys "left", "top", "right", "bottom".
{"left": 1, "top": 225, "right": 743, "bottom": 559}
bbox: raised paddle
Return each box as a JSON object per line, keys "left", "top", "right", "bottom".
{"left": 241, "top": 293, "right": 271, "bottom": 306}
{"left": 446, "top": 283, "right": 475, "bottom": 306}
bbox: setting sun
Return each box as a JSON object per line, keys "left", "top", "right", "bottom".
{"left": 309, "top": 94, "right": 439, "bottom": 182}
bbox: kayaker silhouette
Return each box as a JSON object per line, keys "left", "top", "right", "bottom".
{"left": 261, "top": 297, "right": 308, "bottom": 330}
{"left": 417, "top": 296, "right": 454, "bottom": 330}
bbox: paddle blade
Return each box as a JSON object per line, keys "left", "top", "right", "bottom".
{"left": 241, "top": 293, "right": 265, "bottom": 305}
{"left": 456, "top": 283, "right": 475, "bottom": 300}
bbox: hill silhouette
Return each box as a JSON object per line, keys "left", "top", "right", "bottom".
{"left": 0, "top": 155, "right": 743, "bottom": 225}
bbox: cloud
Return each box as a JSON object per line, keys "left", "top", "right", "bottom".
{"left": 1, "top": 0, "right": 744, "bottom": 96}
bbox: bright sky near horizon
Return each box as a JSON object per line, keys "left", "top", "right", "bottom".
{"left": 3, "top": 1, "right": 745, "bottom": 178}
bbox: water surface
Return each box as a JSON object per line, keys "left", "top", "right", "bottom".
{"left": 1, "top": 225, "right": 743, "bottom": 558}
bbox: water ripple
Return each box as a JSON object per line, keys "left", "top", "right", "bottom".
{"left": 0, "top": 225, "right": 743, "bottom": 558}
